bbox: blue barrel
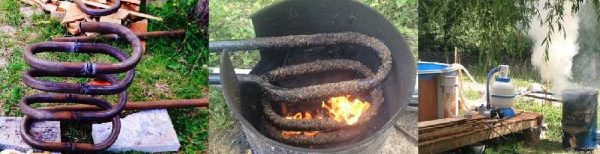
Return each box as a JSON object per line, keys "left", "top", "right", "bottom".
{"left": 562, "top": 89, "right": 598, "bottom": 150}
{"left": 418, "top": 62, "right": 456, "bottom": 79}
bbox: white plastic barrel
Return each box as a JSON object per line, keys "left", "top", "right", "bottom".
{"left": 490, "top": 79, "right": 516, "bottom": 108}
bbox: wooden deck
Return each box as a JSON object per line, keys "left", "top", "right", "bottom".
{"left": 418, "top": 112, "right": 543, "bottom": 153}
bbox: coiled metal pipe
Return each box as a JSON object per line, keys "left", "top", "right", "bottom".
{"left": 19, "top": 22, "right": 141, "bottom": 152}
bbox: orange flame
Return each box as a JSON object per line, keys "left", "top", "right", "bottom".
{"left": 321, "top": 95, "right": 370, "bottom": 125}
{"left": 282, "top": 112, "right": 320, "bottom": 138}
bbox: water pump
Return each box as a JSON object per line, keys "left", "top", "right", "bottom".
{"left": 480, "top": 65, "right": 516, "bottom": 119}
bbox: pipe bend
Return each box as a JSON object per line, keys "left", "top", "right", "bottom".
{"left": 19, "top": 93, "right": 126, "bottom": 121}
{"left": 20, "top": 115, "right": 121, "bottom": 152}
{"left": 80, "top": 22, "right": 143, "bottom": 73}
{"left": 20, "top": 20, "right": 139, "bottom": 153}
{"left": 74, "top": 0, "right": 121, "bottom": 16}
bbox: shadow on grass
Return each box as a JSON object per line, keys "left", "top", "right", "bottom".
{"left": 444, "top": 133, "right": 567, "bottom": 154}
{"left": 208, "top": 86, "right": 252, "bottom": 153}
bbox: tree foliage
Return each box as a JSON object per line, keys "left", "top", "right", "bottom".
{"left": 419, "top": 0, "right": 600, "bottom": 71}
{"left": 209, "top": 0, "right": 418, "bottom": 68}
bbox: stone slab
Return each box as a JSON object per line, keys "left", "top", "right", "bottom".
{"left": 92, "top": 109, "right": 180, "bottom": 152}
{"left": 0, "top": 117, "right": 60, "bottom": 152}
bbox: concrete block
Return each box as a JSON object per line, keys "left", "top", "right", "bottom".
{"left": 0, "top": 117, "right": 60, "bottom": 152}
{"left": 92, "top": 109, "right": 180, "bottom": 152}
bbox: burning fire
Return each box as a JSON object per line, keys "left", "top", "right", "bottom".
{"left": 282, "top": 112, "right": 320, "bottom": 139}
{"left": 280, "top": 95, "right": 370, "bottom": 138}
{"left": 322, "top": 95, "right": 370, "bottom": 125}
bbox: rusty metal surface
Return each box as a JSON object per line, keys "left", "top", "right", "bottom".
{"left": 214, "top": 32, "right": 391, "bottom": 147}
{"left": 19, "top": 22, "right": 140, "bottom": 152}
{"left": 216, "top": 0, "right": 415, "bottom": 152}
{"left": 41, "top": 98, "right": 209, "bottom": 111}
{"left": 51, "top": 29, "right": 186, "bottom": 42}
{"left": 211, "top": 32, "right": 392, "bottom": 102}
{"left": 21, "top": 101, "right": 121, "bottom": 152}
{"left": 74, "top": 0, "right": 121, "bottom": 16}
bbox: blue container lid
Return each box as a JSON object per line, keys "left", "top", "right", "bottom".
{"left": 496, "top": 77, "right": 510, "bottom": 82}
{"left": 417, "top": 61, "right": 457, "bottom": 75}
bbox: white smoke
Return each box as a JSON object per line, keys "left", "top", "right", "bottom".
{"left": 572, "top": 2, "right": 599, "bottom": 87}
{"left": 529, "top": 1, "right": 579, "bottom": 94}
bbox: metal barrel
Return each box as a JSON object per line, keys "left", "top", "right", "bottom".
{"left": 562, "top": 89, "right": 598, "bottom": 150}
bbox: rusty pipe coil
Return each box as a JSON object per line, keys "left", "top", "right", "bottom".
{"left": 210, "top": 32, "right": 392, "bottom": 102}
{"left": 19, "top": 22, "right": 141, "bottom": 152}
{"left": 21, "top": 100, "right": 121, "bottom": 152}
{"left": 51, "top": 29, "right": 187, "bottom": 42}
{"left": 74, "top": 0, "right": 121, "bottom": 16}
{"left": 213, "top": 32, "right": 391, "bottom": 146}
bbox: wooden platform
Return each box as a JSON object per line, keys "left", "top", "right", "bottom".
{"left": 418, "top": 112, "right": 543, "bottom": 153}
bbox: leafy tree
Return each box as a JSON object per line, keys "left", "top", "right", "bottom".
{"left": 419, "top": 0, "right": 600, "bottom": 72}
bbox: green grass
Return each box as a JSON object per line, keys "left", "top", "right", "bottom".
{"left": 464, "top": 74, "right": 600, "bottom": 153}
{"left": 208, "top": 86, "right": 238, "bottom": 153}
{"left": 0, "top": 0, "right": 22, "bottom": 27}
{"left": 463, "top": 89, "right": 480, "bottom": 100}
{"left": 485, "top": 98, "right": 568, "bottom": 153}
{"left": 0, "top": 0, "right": 207, "bottom": 152}
{"left": 459, "top": 72, "right": 592, "bottom": 153}
{"left": 208, "top": 0, "right": 278, "bottom": 69}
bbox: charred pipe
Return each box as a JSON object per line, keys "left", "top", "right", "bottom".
{"left": 212, "top": 32, "right": 392, "bottom": 102}
{"left": 51, "top": 29, "right": 186, "bottom": 42}
{"left": 20, "top": 22, "right": 141, "bottom": 152}
{"left": 522, "top": 94, "right": 563, "bottom": 102}
{"left": 215, "top": 32, "right": 392, "bottom": 145}
{"left": 74, "top": 0, "right": 121, "bottom": 16}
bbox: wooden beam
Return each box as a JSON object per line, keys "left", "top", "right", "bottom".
{"left": 418, "top": 112, "right": 543, "bottom": 154}
{"left": 121, "top": 0, "right": 141, "bottom": 4}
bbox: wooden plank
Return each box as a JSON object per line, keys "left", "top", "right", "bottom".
{"left": 419, "top": 78, "right": 439, "bottom": 121}
{"left": 62, "top": 3, "right": 89, "bottom": 25}
{"left": 420, "top": 119, "right": 539, "bottom": 153}
{"left": 419, "top": 120, "right": 486, "bottom": 141}
{"left": 99, "top": 16, "right": 121, "bottom": 24}
{"left": 129, "top": 19, "right": 147, "bottom": 53}
{"left": 418, "top": 117, "right": 466, "bottom": 128}
{"left": 58, "top": 1, "right": 73, "bottom": 11}
{"left": 418, "top": 112, "right": 542, "bottom": 154}
{"left": 121, "top": 0, "right": 141, "bottom": 5}
{"left": 129, "top": 11, "right": 162, "bottom": 21}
